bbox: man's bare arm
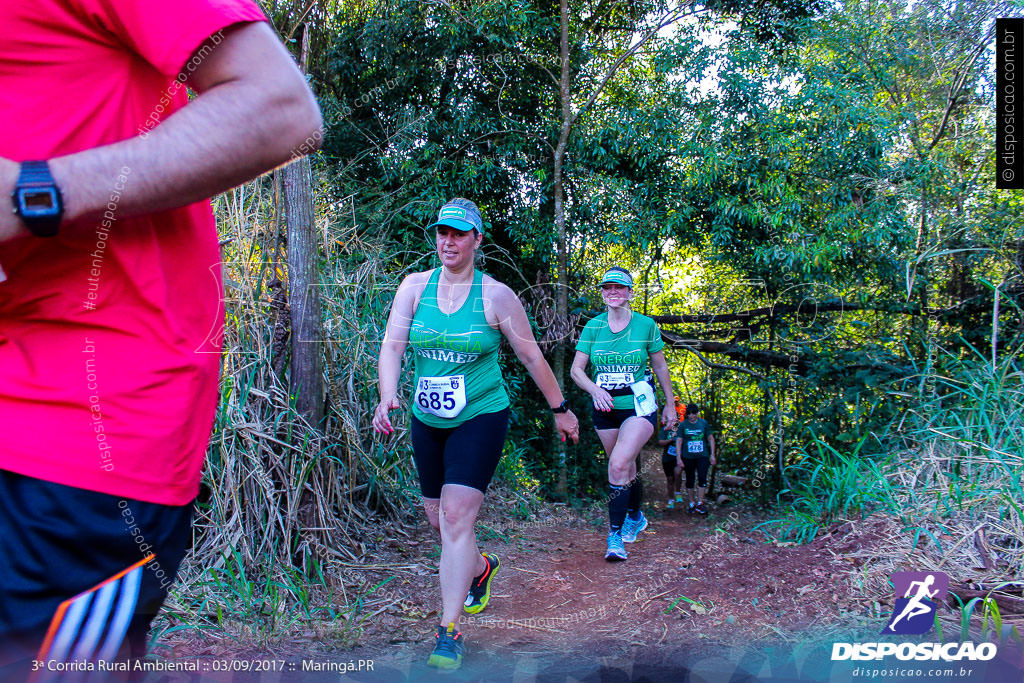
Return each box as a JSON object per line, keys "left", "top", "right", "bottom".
{"left": 0, "top": 21, "right": 322, "bottom": 242}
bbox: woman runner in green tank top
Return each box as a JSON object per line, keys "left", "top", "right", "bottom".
{"left": 408, "top": 267, "right": 509, "bottom": 426}
{"left": 373, "top": 198, "right": 579, "bottom": 671}
{"left": 570, "top": 266, "right": 677, "bottom": 562}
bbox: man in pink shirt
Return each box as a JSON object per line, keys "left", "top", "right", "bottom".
{"left": 0, "top": 0, "right": 321, "bottom": 672}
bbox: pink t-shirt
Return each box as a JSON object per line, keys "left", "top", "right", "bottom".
{"left": 0, "top": 0, "right": 267, "bottom": 505}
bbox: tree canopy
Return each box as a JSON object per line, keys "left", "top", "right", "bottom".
{"left": 253, "top": 0, "right": 1020, "bottom": 495}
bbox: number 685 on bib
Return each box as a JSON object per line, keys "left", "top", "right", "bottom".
{"left": 415, "top": 374, "right": 467, "bottom": 419}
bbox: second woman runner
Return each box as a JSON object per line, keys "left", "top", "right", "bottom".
{"left": 571, "top": 266, "right": 677, "bottom": 561}
{"left": 373, "top": 198, "right": 579, "bottom": 670}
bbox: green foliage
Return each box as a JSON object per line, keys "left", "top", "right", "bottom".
{"left": 760, "top": 340, "right": 1024, "bottom": 643}
{"left": 276, "top": 0, "right": 1020, "bottom": 501}
{"left": 756, "top": 435, "right": 897, "bottom": 542}
{"left": 946, "top": 593, "right": 1023, "bottom": 645}
{"left": 882, "top": 342, "right": 1024, "bottom": 527}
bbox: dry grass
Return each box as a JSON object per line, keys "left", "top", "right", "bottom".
{"left": 152, "top": 173, "right": 423, "bottom": 650}
{"left": 833, "top": 350, "right": 1024, "bottom": 641}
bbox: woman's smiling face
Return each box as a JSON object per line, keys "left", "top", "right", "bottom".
{"left": 435, "top": 225, "right": 481, "bottom": 269}
{"left": 601, "top": 282, "right": 633, "bottom": 308}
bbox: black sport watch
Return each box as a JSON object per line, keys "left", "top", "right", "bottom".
{"left": 11, "top": 160, "right": 63, "bottom": 237}
{"left": 551, "top": 400, "right": 570, "bottom": 414}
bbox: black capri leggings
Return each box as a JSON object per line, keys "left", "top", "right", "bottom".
{"left": 683, "top": 457, "right": 710, "bottom": 488}
{"left": 410, "top": 408, "right": 511, "bottom": 498}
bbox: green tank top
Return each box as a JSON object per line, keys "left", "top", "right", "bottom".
{"left": 575, "top": 311, "right": 665, "bottom": 410}
{"left": 409, "top": 268, "right": 509, "bottom": 427}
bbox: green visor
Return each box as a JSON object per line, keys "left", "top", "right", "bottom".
{"left": 427, "top": 199, "right": 484, "bottom": 235}
{"left": 599, "top": 269, "right": 634, "bottom": 288}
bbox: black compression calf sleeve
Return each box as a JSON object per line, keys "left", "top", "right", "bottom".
{"left": 608, "top": 484, "right": 629, "bottom": 532}
{"left": 627, "top": 478, "right": 643, "bottom": 518}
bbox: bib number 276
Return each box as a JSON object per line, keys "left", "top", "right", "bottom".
{"left": 415, "top": 375, "right": 467, "bottom": 419}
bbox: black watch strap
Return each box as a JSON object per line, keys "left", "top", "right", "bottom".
{"left": 12, "top": 160, "right": 63, "bottom": 237}
{"left": 551, "top": 399, "right": 569, "bottom": 414}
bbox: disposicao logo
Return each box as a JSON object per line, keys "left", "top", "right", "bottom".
{"left": 831, "top": 570, "right": 998, "bottom": 662}
{"left": 884, "top": 571, "right": 948, "bottom": 635}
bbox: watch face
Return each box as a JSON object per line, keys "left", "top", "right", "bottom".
{"left": 17, "top": 187, "right": 59, "bottom": 216}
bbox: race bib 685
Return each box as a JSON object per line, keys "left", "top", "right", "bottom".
{"left": 415, "top": 374, "right": 467, "bottom": 419}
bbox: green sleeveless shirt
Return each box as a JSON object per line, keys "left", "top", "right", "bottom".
{"left": 575, "top": 311, "right": 665, "bottom": 410}
{"left": 409, "top": 269, "right": 509, "bottom": 427}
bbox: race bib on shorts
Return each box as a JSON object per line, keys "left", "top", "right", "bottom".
{"left": 596, "top": 371, "right": 633, "bottom": 389}
{"left": 415, "top": 375, "right": 467, "bottom": 419}
{"left": 630, "top": 381, "right": 656, "bottom": 416}
{"left": 687, "top": 440, "right": 704, "bottom": 454}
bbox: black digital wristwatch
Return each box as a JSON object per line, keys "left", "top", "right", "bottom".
{"left": 11, "top": 160, "right": 64, "bottom": 237}
{"left": 551, "top": 400, "right": 570, "bottom": 414}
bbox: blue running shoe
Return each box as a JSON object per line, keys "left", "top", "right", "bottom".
{"left": 605, "top": 530, "right": 627, "bottom": 561}
{"left": 427, "top": 623, "right": 464, "bottom": 670}
{"left": 621, "top": 512, "right": 649, "bottom": 543}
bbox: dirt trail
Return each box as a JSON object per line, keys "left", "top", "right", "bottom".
{"left": 307, "top": 450, "right": 860, "bottom": 680}
{"left": 165, "top": 451, "right": 869, "bottom": 681}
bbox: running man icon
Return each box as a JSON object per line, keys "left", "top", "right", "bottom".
{"left": 884, "top": 571, "right": 949, "bottom": 635}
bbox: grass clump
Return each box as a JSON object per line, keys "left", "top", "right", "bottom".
{"left": 151, "top": 176, "right": 419, "bottom": 652}
{"left": 760, "top": 344, "right": 1024, "bottom": 640}
{"left": 757, "top": 436, "right": 898, "bottom": 544}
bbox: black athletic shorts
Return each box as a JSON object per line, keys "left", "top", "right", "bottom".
{"left": 410, "top": 407, "right": 511, "bottom": 498}
{"left": 592, "top": 407, "right": 657, "bottom": 431}
{"left": 683, "top": 456, "right": 711, "bottom": 488}
{"left": 0, "top": 470, "right": 192, "bottom": 678}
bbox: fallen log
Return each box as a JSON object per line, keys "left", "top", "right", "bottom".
{"left": 718, "top": 474, "right": 748, "bottom": 487}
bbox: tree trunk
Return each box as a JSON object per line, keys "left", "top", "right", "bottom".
{"left": 284, "top": 25, "right": 324, "bottom": 427}
{"left": 991, "top": 282, "right": 1000, "bottom": 371}
{"left": 550, "top": 0, "right": 573, "bottom": 501}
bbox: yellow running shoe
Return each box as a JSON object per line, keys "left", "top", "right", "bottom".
{"left": 463, "top": 552, "right": 500, "bottom": 614}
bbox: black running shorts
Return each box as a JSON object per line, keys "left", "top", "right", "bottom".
{"left": 591, "top": 407, "right": 657, "bottom": 431}
{"left": 0, "top": 470, "right": 192, "bottom": 678}
{"left": 410, "top": 407, "right": 511, "bottom": 498}
{"left": 683, "top": 456, "right": 710, "bottom": 488}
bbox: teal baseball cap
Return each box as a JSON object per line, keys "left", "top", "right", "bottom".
{"left": 599, "top": 267, "right": 634, "bottom": 288}
{"left": 427, "top": 198, "right": 484, "bottom": 235}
